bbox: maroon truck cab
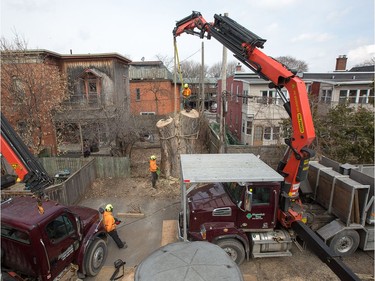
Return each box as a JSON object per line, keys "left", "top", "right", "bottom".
{"left": 185, "top": 181, "right": 281, "bottom": 237}
{"left": 1, "top": 196, "right": 107, "bottom": 280}
{"left": 179, "top": 154, "right": 293, "bottom": 265}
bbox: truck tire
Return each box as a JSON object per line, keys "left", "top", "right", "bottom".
{"left": 84, "top": 238, "right": 108, "bottom": 277}
{"left": 328, "top": 230, "right": 360, "bottom": 256}
{"left": 216, "top": 239, "right": 245, "bottom": 265}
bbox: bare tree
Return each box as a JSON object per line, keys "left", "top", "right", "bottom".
{"left": 275, "top": 56, "right": 309, "bottom": 73}
{"left": 1, "top": 35, "right": 67, "bottom": 154}
{"left": 354, "top": 57, "right": 375, "bottom": 67}
{"left": 179, "top": 60, "right": 208, "bottom": 79}
{"left": 155, "top": 54, "right": 174, "bottom": 71}
{"left": 208, "top": 60, "right": 238, "bottom": 78}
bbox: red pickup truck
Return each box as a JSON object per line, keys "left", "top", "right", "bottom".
{"left": 1, "top": 196, "right": 107, "bottom": 280}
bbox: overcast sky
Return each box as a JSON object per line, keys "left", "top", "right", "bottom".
{"left": 1, "top": 0, "right": 374, "bottom": 73}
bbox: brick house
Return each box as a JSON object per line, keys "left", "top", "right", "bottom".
{"left": 129, "top": 61, "right": 180, "bottom": 115}
{"left": 1, "top": 50, "right": 65, "bottom": 155}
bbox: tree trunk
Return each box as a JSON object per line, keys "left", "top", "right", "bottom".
{"left": 156, "top": 109, "right": 200, "bottom": 178}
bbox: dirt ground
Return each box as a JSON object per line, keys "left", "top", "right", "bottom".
{"left": 83, "top": 147, "right": 374, "bottom": 281}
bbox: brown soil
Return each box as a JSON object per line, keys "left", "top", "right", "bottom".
{"left": 84, "top": 146, "right": 374, "bottom": 281}
{"left": 84, "top": 147, "right": 180, "bottom": 203}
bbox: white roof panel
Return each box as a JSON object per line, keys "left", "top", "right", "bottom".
{"left": 180, "top": 154, "right": 283, "bottom": 183}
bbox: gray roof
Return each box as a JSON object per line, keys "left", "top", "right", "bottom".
{"left": 302, "top": 71, "right": 374, "bottom": 84}
{"left": 180, "top": 153, "right": 283, "bottom": 183}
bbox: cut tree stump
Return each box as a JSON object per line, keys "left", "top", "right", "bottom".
{"left": 156, "top": 109, "right": 200, "bottom": 178}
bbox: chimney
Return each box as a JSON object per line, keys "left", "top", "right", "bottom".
{"left": 235, "top": 63, "right": 242, "bottom": 72}
{"left": 335, "top": 55, "right": 347, "bottom": 71}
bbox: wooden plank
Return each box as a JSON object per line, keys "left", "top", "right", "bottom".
{"left": 117, "top": 212, "right": 145, "bottom": 218}
{"left": 243, "top": 274, "right": 258, "bottom": 281}
{"left": 161, "top": 220, "right": 178, "bottom": 246}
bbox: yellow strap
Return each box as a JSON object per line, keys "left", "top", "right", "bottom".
{"left": 174, "top": 38, "right": 184, "bottom": 87}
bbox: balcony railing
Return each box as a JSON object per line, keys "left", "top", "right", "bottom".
{"left": 62, "top": 94, "right": 101, "bottom": 109}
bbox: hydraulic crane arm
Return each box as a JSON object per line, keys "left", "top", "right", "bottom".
{"left": 174, "top": 11, "right": 316, "bottom": 223}
{"left": 1, "top": 113, "right": 53, "bottom": 194}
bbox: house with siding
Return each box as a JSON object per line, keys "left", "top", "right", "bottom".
{"left": 55, "top": 53, "right": 132, "bottom": 153}
{"left": 184, "top": 77, "right": 218, "bottom": 112}
{"left": 1, "top": 49, "right": 132, "bottom": 155}
{"left": 302, "top": 56, "right": 374, "bottom": 115}
{"left": 219, "top": 56, "right": 374, "bottom": 146}
{"left": 218, "top": 64, "right": 289, "bottom": 145}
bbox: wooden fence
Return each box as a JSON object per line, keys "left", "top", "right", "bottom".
{"left": 1, "top": 156, "right": 130, "bottom": 205}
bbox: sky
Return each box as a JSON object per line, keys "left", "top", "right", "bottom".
{"left": 1, "top": 0, "right": 374, "bottom": 73}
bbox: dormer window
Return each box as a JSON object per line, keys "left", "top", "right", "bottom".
{"left": 78, "top": 69, "right": 102, "bottom": 106}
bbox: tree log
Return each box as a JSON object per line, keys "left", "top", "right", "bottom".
{"left": 156, "top": 109, "right": 200, "bottom": 178}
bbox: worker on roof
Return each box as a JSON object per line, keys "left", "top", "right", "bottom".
{"left": 103, "top": 204, "right": 127, "bottom": 249}
{"left": 149, "top": 155, "right": 159, "bottom": 189}
{"left": 182, "top": 83, "right": 192, "bottom": 112}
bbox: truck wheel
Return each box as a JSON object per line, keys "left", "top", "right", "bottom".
{"left": 328, "top": 230, "right": 360, "bottom": 256}
{"left": 216, "top": 239, "right": 245, "bottom": 265}
{"left": 84, "top": 238, "right": 108, "bottom": 277}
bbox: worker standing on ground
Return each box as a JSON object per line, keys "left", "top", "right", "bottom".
{"left": 103, "top": 204, "right": 127, "bottom": 249}
{"left": 149, "top": 155, "right": 159, "bottom": 188}
{"left": 182, "top": 83, "right": 192, "bottom": 112}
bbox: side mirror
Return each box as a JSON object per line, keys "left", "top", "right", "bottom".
{"left": 244, "top": 188, "right": 253, "bottom": 211}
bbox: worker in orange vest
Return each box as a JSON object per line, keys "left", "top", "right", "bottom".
{"left": 103, "top": 204, "right": 127, "bottom": 249}
{"left": 182, "top": 83, "right": 192, "bottom": 111}
{"left": 149, "top": 155, "right": 159, "bottom": 188}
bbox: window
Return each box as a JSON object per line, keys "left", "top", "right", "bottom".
{"left": 243, "top": 90, "right": 248, "bottom": 104}
{"left": 264, "top": 127, "right": 271, "bottom": 140}
{"left": 1, "top": 225, "right": 30, "bottom": 244}
{"left": 236, "top": 85, "right": 239, "bottom": 103}
{"left": 264, "top": 126, "right": 280, "bottom": 140}
{"left": 339, "top": 90, "right": 347, "bottom": 104}
{"left": 260, "top": 90, "right": 282, "bottom": 105}
{"left": 254, "top": 126, "right": 263, "bottom": 141}
{"left": 349, "top": 90, "right": 357, "bottom": 104}
{"left": 136, "top": 88, "right": 141, "bottom": 101}
{"left": 223, "top": 182, "right": 245, "bottom": 205}
{"left": 242, "top": 121, "right": 245, "bottom": 133}
{"left": 140, "top": 112, "right": 155, "bottom": 115}
{"left": 88, "top": 81, "right": 97, "bottom": 93}
{"left": 11, "top": 77, "right": 25, "bottom": 97}
{"left": 321, "top": 89, "right": 332, "bottom": 103}
{"left": 359, "top": 90, "right": 368, "bottom": 104}
{"left": 46, "top": 215, "right": 74, "bottom": 243}
{"left": 251, "top": 186, "right": 270, "bottom": 205}
{"left": 246, "top": 120, "right": 253, "bottom": 135}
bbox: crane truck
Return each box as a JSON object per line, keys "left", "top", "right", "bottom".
{"left": 1, "top": 112, "right": 108, "bottom": 280}
{"left": 173, "top": 11, "right": 367, "bottom": 281}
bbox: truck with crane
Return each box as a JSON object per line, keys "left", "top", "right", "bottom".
{"left": 174, "top": 11, "right": 373, "bottom": 281}
{"left": 1, "top": 112, "right": 108, "bottom": 280}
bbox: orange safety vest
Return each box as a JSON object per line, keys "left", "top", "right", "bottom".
{"left": 182, "top": 88, "right": 191, "bottom": 98}
{"left": 103, "top": 211, "right": 116, "bottom": 232}
{"left": 149, "top": 159, "right": 158, "bottom": 172}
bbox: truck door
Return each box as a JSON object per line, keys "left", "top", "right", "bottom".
{"left": 239, "top": 185, "right": 278, "bottom": 230}
{"left": 41, "top": 213, "right": 79, "bottom": 279}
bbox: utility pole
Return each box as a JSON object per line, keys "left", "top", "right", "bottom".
{"left": 200, "top": 41, "right": 205, "bottom": 113}
{"left": 173, "top": 38, "right": 177, "bottom": 115}
{"left": 219, "top": 13, "right": 228, "bottom": 154}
